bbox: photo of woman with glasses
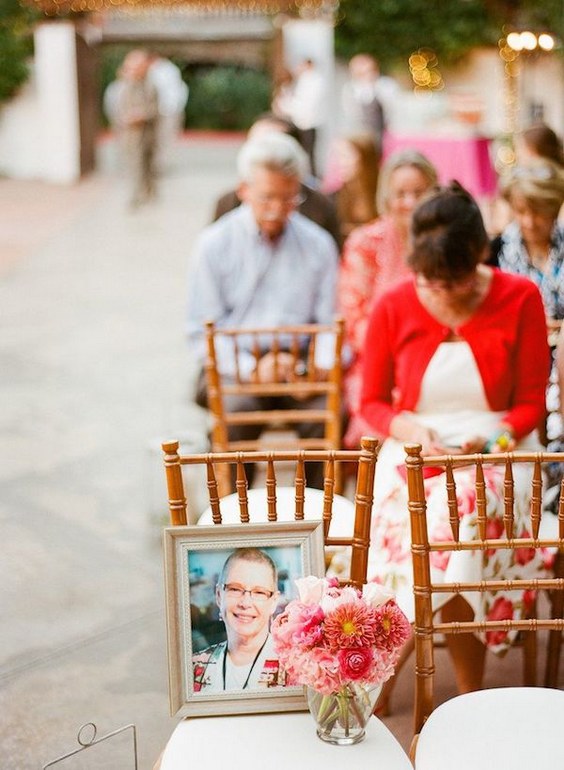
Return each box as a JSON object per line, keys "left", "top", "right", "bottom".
{"left": 192, "top": 548, "right": 288, "bottom": 693}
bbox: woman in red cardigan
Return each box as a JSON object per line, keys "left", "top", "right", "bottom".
{"left": 332, "top": 183, "right": 552, "bottom": 712}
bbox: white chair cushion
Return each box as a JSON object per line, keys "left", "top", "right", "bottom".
{"left": 198, "top": 486, "right": 355, "bottom": 538}
{"left": 414, "top": 687, "right": 564, "bottom": 769}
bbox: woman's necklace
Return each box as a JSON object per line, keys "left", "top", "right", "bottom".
{"left": 222, "top": 636, "right": 269, "bottom": 691}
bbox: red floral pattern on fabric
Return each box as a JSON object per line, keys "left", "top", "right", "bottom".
{"left": 337, "top": 217, "right": 410, "bottom": 447}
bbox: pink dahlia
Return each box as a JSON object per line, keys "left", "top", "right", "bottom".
{"left": 323, "top": 602, "right": 377, "bottom": 650}
{"left": 373, "top": 601, "right": 411, "bottom": 651}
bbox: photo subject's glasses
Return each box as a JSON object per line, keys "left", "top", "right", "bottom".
{"left": 221, "top": 583, "right": 275, "bottom": 602}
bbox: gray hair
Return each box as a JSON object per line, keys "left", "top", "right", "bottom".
{"left": 501, "top": 158, "right": 564, "bottom": 219}
{"left": 377, "top": 149, "right": 438, "bottom": 215}
{"left": 237, "top": 133, "right": 310, "bottom": 183}
{"left": 219, "top": 548, "right": 278, "bottom": 587}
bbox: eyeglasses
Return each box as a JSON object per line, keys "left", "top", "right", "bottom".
{"left": 415, "top": 274, "right": 476, "bottom": 292}
{"left": 251, "top": 193, "right": 306, "bottom": 208}
{"left": 221, "top": 583, "right": 275, "bottom": 602}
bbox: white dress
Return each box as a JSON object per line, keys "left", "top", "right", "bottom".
{"left": 332, "top": 342, "right": 551, "bottom": 652}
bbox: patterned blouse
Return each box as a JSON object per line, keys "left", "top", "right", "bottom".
{"left": 497, "top": 221, "right": 564, "bottom": 319}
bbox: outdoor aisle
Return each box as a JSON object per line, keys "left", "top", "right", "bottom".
{"left": 0, "top": 133, "right": 241, "bottom": 768}
{"left": 1, "top": 132, "right": 561, "bottom": 769}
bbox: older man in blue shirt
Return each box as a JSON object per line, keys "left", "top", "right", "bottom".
{"left": 187, "top": 133, "right": 339, "bottom": 486}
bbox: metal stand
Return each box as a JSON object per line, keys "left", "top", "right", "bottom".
{"left": 42, "top": 722, "right": 138, "bottom": 769}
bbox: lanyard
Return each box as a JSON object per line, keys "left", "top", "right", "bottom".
{"left": 222, "top": 636, "right": 268, "bottom": 691}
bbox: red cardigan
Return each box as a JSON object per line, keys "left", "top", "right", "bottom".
{"left": 360, "top": 270, "right": 550, "bottom": 439}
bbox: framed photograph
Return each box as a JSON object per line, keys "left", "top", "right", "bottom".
{"left": 163, "top": 520, "right": 325, "bottom": 717}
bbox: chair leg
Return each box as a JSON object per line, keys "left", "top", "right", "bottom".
{"left": 522, "top": 628, "right": 537, "bottom": 686}
{"left": 545, "top": 550, "right": 564, "bottom": 687}
{"left": 441, "top": 596, "right": 486, "bottom": 692}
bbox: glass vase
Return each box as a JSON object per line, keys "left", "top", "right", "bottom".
{"left": 306, "top": 682, "right": 382, "bottom": 746}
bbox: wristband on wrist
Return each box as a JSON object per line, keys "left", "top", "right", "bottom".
{"left": 483, "top": 429, "right": 513, "bottom": 453}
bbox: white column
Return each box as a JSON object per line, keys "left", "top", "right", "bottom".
{"left": 34, "top": 21, "right": 81, "bottom": 183}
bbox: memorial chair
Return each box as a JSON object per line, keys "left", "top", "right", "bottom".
{"left": 203, "top": 319, "right": 344, "bottom": 496}
{"left": 161, "top": 436, "right": 379, "bottom": 588}
{"left": 404, "top": 444, "right": 564, "bottom": 763}
{"left": 154, "top": 438, "right": 413, "bottom": 770}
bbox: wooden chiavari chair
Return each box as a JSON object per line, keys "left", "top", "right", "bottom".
{"left": 161, "top": 436, "right": 379, "bottom": 588}
{"left": 405, "top": 443, "right": 564, "bottom": 763}
{"left": 203, "top": 319, "right": 344, "bottom": 496}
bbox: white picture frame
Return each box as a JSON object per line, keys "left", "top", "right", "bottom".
{"left": 163, "top": 520, "right": 325, "bottom": 717}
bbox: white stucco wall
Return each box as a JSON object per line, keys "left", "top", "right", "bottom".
{"left": 0, "top": 21, "right": 81, "bottom": 182}
{"left": 34, "top": 21, "right": 81, "bottom": 183}
{"left": 0, "top": 70, "right": 43, "bottom": 179}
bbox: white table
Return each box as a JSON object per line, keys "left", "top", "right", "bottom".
{"left": 160, "top": 711, "right": 412, "bottom": 769}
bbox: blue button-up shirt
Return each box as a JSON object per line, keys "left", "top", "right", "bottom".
{"left": 187, "top": 204, "right": 339, "bottom": 377}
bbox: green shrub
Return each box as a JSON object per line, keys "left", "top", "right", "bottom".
{"left": 0, "top": 0, "right": 37, "bottom": 104}
{"left": 185, "top": 66, "right": 271, "bottom": 131}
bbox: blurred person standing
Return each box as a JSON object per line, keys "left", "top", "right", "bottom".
{"left": 283, "top": 58, "right": 326, "bottom": 176}
{"left": 115, "top": 49, "right": 159, "bottom": 208}
{"left": 341, "top": 53, "right": 399, "bottom": 158}
{"left": 147, "top": 53, "right": 189, "bottom": 171}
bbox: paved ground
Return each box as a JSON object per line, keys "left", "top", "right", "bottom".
{"left": 1, "top": 133, "right": 561, "bottom": 769}
{"left": 0, "top": 134, "right": 241, "bottom": 769}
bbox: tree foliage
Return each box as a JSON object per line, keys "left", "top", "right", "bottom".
{"left": 0, "top": 0, "right": 38, "bottom": 103}
{"left": 184, "top": 65, "right": 271, "bottom": 131}
{"left": 334, "top": 0, "right": 562, "bottom": 70}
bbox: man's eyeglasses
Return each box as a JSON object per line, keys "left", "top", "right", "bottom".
{"left": 221, "top": 583, "right": 275, "bottom": 602}
{"left": 252, "top": 193, "right": 306, "bottom": 208}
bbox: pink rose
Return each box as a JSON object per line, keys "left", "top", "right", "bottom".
{"left": 320, "top": 585, "right": 360, "bottom": 614}
{"left": 338, "top": 647, "right": 375, "bottom": 681}
{"left": 271, "top": 603, "right": 324, "bottom": 656}
{"left": 362, "top": 581, "right": 395, "bottom": 609}
{"left": 295, "top": 576, "right": 327, "bottom": 605}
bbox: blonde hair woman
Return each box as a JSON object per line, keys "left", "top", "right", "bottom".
{"left": 337, "top": 149, "right": 438, "bottom": 446}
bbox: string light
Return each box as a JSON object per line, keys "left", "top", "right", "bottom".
{"left": 497, "top": 28, "right": 559, "bottom": 171}
{"left": 27, "top": 0, "right": 324, "bottom": 14}
{"left": 408, "top": 48, "right": 443, "bottom": 93}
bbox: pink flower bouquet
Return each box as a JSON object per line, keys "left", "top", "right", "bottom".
{"left": 271, "top": 576, "right": 411, "bottom": 744}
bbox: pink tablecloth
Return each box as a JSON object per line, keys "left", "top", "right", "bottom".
{"left": 383, "top": 133, "right": 497, "bottom": 198}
